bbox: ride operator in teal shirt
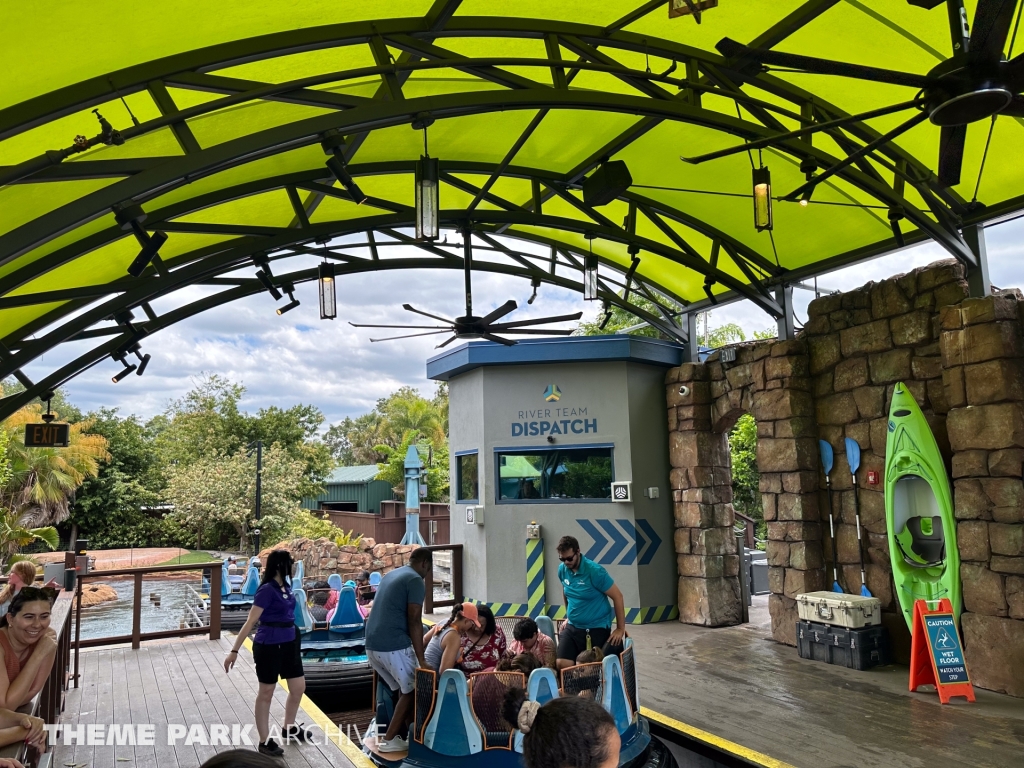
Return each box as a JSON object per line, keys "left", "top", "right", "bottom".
{"left": 555, "top": 534, "right": 627, "bottom": 670}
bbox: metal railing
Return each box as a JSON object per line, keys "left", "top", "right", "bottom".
{"left": 421, "top": 544, "right": 463, "bottom": 614}
{"left": 73, "top": 562, "right": 222, "bottom": 688}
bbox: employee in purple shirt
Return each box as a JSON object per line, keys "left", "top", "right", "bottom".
{"left": 224, "top": 550, "right": 313, "bottom": 756}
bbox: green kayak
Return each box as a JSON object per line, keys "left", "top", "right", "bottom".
{"left": 885, "top": 382, "right": 961, "bottom": 629}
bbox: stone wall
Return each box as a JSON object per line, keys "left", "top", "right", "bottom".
{"left": 665, "top": 259, "right": 1024, "bottom": 696}
{"left": 260, "top": 537, "right": 417, "bottom": 580}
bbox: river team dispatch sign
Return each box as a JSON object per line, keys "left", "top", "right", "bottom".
{"left": 24, "top": 422, "right": 70, "bottom": 447}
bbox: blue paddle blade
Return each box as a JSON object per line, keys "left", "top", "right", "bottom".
{"left": 818, "top": 440, "right": 834, "bottom": 475}
{"left": 845, "top": 437, "right": 861, "bottom": 475}
{"left": 860, "top": 584, "right": 873, "bottom": 597}
{"left": 833, "top": 580, "right": 844, "bottom": 593}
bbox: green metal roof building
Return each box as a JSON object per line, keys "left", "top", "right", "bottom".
{"left": 302, "top": 465, "right": 394, "bottom": 513}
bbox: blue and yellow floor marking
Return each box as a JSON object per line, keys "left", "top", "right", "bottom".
{"left": 242, "top": 637, "right": 376, "bottom": 768}
{"left": 474, "top": 600, "right": 675, "bottom": 624}
{"left": 641, "top": 707, "right": 796, "bottom": 768}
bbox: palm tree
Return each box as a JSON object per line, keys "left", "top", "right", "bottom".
{"left": 2, "top": 405, "right": 109, "bottom": 526}
{"left": 384, "top": 398, "right": 445, "bottom": 447}
{"left": 0, "top": 508, "right": 58, "bottom": 571}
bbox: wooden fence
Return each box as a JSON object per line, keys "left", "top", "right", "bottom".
{"left": 324, "top": 502, "right": 450, "bottom": 545}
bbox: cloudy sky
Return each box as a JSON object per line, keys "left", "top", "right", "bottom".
{"left": 25, "top": 218, "right": 1024, "bottom": 429}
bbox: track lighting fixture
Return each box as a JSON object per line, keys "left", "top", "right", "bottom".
{"left": 752, "top": 166, "right": 773, "bottom": 231}
{"left": 319, "top": 261, "right": 337, "bottom": 320}
{"left": 320, "top": 130, "right": 367, "bottom": 204}
{"left": 113, "top": 203, "right": 168, "bottom": 277}
{"left": 598, "top": 298, "right": 613, "bottom": 330}
{"left": 584, "top": 233, "right": 599, "bottom": 301}
{"left": 135, "top": 352, "right": 151, "bottom": 376}
{"left": 112, "top": 362, "right": 137, "bottom": 383}
{"left": 255, "top": 269, "right": 283, "bottom": 300}
{"left": 276, "top": 283, "right": 300, "bottom": 315}
{"left": 527, "top": 277, "right": 541, "bottom": 305}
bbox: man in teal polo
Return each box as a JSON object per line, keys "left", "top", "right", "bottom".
{"left": 555, "top": 535, "right": 627, "bottom": 670}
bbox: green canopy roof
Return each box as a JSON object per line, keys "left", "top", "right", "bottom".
{"left": 0, "top": 0, "right": 1021, "bottom": 416}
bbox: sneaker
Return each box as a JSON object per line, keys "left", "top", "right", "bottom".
{"left": 258, "top": 739, "right": 284, "bottom": 757}
{"left": 284, "top": 723, "right": 314, "bottom": 743}
{"left": 377, "top": 735, "right": 408, "bottom": 754}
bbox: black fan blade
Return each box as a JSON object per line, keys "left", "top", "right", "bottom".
{"left": 891, "top": 219, "right": 906, "bottom": 248}
{"left": 349, "top": 322, "right": 450, "bottom": 329}
{"left": 368, "top": 330, "right": 451, "bottom": 342}
{"left": 1000, "top": 93, "right": 1024, "bottom": 116}
{"left": 402, "top": 304, "right": 456, "bottom": 324}
{"left": 785, "top": 111, "right": 929, "bottom": 199}
{"left": 938, "top": 124, "right": 968, "bottom": 187}
{"left": 495, "top": 328, "right": 576, "bottom": 336}
{"left": 490, "top": 311, "right": 584, "bottom": 330}
{"left": 715, "top": 37, "right": 932, "bottom": 88}
{"left": 968, "top": 0, "right": 1019, "bottom": 66}
{"left": 479, "top": 299, "right": 518, "bottom": 325}
{"left": 1004, "top": 51, "right": 1024, "bottom": 89}
{"left": 435, "top": 334, "right": 460, "bottom": 349}
{"left": 482, "top": 333, "right": 517, "bottom": 346}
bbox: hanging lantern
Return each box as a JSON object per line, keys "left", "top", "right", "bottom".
{"left": 584, "top": 235, "right": 599, "bottom": 301}
{"left": 415, "top": 155, "right": 439, "bottom": 240}
{"left": 318, "top": 261, "right": 336, "bottom": 320}
{"left": 752, "top": 166, "right": 773, "bottom": 231}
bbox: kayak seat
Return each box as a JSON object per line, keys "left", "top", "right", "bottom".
{"left": 293, "top": 589, "right": 314, "bottom": 634}
{"left": 328, "top": 587, "right": 364, "bottom": 633}
{"left": 241, "top": 566, "right": 260, "bottom": 597}
{"left": 907, "top": 516, "right": 945, "bottom": 565}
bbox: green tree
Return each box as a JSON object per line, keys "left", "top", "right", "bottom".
{"left": 67, "top": 408, "right": 166, "bottom": 548}
{"left": 576, "top": 295, "right": 675, "bottom": 339}
{"left": 728, "top": 414, "right": 765, "bottom": 544}
{"left": 0, "top": 430, "right": 58, "bottom": 570}
{"left": 164, "top": 443, "right": 305, "bottom": 551}
{"left": 374, "top": 430, "right": 449, "bottom": 503}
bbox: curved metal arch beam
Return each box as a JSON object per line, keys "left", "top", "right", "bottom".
{"left": 2, "top": 198, "right": 721, "bottom": 374}
{"left": 0, "top": 256, "right": 681, "bottom": 422}
{"left": 0, "top": 85, "right": 970, "bottom": 278}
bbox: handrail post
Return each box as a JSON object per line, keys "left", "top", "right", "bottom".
{"left": 132, "top": 573, "right": 143, "bottom": 649}
{"left": 73, "top": 575, "right": 82, "bottom": 688}
{"left": 424, "top": 556, "right": 434, "bottom": 615}
{"left": 209, "top": 563, "right": 222, "bottom": 641}
{"left": 452, "top": 545, "right": 463, "bottom": 603}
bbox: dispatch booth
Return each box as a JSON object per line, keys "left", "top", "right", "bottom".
{"left": 428, "top": 335, "right": 682, "bottom": 624}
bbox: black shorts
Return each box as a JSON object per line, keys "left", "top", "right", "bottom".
{"left": 252, "top": 630, "right": 304, "bottom": 684}
{"left": 556, "top": 624, "right": 612, "bottom": 661}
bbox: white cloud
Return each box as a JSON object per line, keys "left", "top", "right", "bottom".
{"left": 23, "top": 220, "right": 1024, "bottom": 426}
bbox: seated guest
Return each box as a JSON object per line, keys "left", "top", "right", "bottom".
{"left": 0, "top": 563, "right": 38, "bottom": 621}
{"left": 0, "top": 587, "right": 58, "bottom": 709}
{"left": 423, "top": 603, "right": 481, "bottom": 675}
{"left": 509, "top": 618, "right": 556, "bottom": 669}
{"left": 460, "top": 604, "right": 507, "bottom": 674}
{"left": 571, "top": 648, "right": 604, "bottom": 699}
{"left": 308, "top": 581, "right": 330, "bottom": 623}
{"left": 355, "top": 570, "right": 376, "bottom": 618}
{"left": 495, "top": 652, "right": 542, "bottom": 676}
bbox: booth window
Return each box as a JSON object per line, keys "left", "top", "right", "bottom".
{"left": 456, "top": 451, "right": 479, "bottom": 503}
{"left": 495, "top": 446, "right": 613, "bottom": 502}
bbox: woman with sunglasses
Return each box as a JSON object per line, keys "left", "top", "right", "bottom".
{"left": 0, "top": 587, "right": 58, "bottom": 710}
{"left": 224, "top": 551, "right": 313, "bottom": 757}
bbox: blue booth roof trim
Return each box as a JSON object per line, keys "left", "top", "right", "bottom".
{"left": 426, "top": 336, "right": 684, "bottom": 382}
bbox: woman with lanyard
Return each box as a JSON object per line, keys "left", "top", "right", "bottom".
{"left": 224, "top": 550, "right": 313, "bottom": 756}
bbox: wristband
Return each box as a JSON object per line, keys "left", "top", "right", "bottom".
{"left": 229, "top": 650, "right": 239, "bottom": 654}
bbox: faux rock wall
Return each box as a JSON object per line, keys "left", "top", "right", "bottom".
{"left": 665, "top": 259, "right": 1024, "bottom": 696}
{"left": 260, "top": 537, "right": 417, "bottom": 580}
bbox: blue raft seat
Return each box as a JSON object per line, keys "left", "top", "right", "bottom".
{"left": 423, "top": 670, "right": 484, "bottom": 756}
{"left": 221, "top": 562, "right": 253, "bottom": 605}
{"left": 300, "top": 586, "right": 365, "bottom": 651}
{"left": 293, "top": 589, "right": 314, "bottom": 634}
{"left": 369, "top": 571, "right": 381, "bottom": 587}
{"left": 288, "top": 559, "right": 304, "bottom": 588}
{"left": 240, "top": 566, "right": 260, "bottom": 597}
{"left": 514, "top": 667, "right": 560, "bottom": 751}
{"left": 327, "top": 573, "right": 343, "bottom": 591}
{"left": 601, "top": 654, "right": 633, "bottom": 734}
{"left": 535, "top": 615, "right": 556, "bottom": 643}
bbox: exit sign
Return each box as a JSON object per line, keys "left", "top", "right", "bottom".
{"left": 669, "top": 0, "right": 718, "bottom": 19}
{"left": 24, "top": 423, "right": 70, "bottom": 447}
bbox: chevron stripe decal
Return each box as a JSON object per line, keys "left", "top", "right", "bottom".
{"left": 577, "top": 518, "right": 663, "bottom": 565}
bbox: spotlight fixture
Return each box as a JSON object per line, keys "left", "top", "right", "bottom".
{"left": 598, "top": 298, "right": 613, "bottom": 330}
{"left": 112, "top": 363, "right": 137, "bottom": 383}
{"left": 255, "top": 269, "right": 283, "bottom": 300}
{"left": 584, "top": 233, "right": 599, "bottom": 301}
{"left": 276, "top": 283, "right": 300, "bottom": 315}
{"left": 799, "top": 188, "right": 813, "bottom": 207}
{"left": 527, "top": 276, "right": 541, "bottom": 305}
{"left": 113, "top": 203, "right": 168, "bottom": 277}
{"left": 752, "top": 166, "right": 773, "bottom": 231}
{"left": 135, "top": 352, "right": 151, "bottom": 376}
{"left": 320, "top": 130, "right": 367, "bottom": 204}
{"left": 319, "top": 261, "right": 337, "bottom": 320}
{"left": 415, "top": 155, "right": 439, "bottom": 241}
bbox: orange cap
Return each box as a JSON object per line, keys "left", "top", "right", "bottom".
{"left": 460, "top": 601, "right": 483, "bottom": 628}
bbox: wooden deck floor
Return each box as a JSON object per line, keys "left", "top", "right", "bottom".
{"left": 629, "top": 596, "right": 1024, "bottom": 768}
{"left": 55, "top": 637, "right": 364, "bottom": 768}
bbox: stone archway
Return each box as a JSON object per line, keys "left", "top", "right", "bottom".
{"left": 667, "top": 339, "right": 825, "bottom": 639}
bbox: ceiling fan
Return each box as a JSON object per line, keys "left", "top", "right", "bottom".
{"left": 712, "top": 0, "right": 1024, "bottom": 189}
{"left": 349, "top": 230, "right": 582, "bottom": 347}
